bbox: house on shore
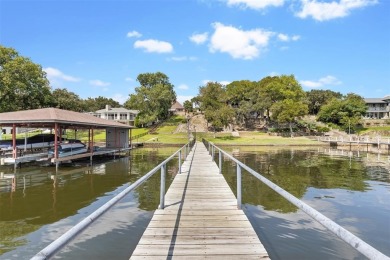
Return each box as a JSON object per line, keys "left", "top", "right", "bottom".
{"left": 89, "top": 105, "right": 139, "bottom": 126}
{"left": 169, "top": 101, "right": 184, "bottom": 115}
{"left": 364, "top": 96, "right": 390, "bottom": 119}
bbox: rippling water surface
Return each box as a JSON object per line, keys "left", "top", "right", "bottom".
{"left": 0, "top": 146, "right": 389, "bottom": 259}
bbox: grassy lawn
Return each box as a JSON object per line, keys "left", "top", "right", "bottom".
{"left": 205, "top": 132, "right": 322, "bottom": 145}
{"left": 358, "top": 126, "right": 390, "bottom": 137}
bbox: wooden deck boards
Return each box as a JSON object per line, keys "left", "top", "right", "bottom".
{"left": 130, "top": 142, "right": 269, "bottom": 259}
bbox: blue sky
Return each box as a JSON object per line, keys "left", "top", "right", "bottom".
{"left": 1, "top": 0, "right": 389, "bottom": 105}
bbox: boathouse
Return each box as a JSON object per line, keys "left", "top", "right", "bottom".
{"left": 0, "top": 107, "right": 134, "bottom": 167}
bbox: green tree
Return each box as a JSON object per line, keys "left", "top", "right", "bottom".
{"left": 259, "top": 75, "right": 308, "bottom": 132}
{"left": 226, "top": 80, "right": 262, "bottom": 128}
{"left": 317, "top": 93, "right": 367, "bottom": 132}
{"left": 271, "top": 99, "right": 308, "bottom": 136}
{"left": 124, "top": 72, "right": 176, "bottom": 126}
{"left": 264, "top": 75, "right": 308, "bottom": 136}
{"left": 306, "top": 89, "right": 343, "bottom": 115}
{"left": 198, "top": 82, "right": 235, "bottom": 135}
{"left": 0, "top": 45, "right": 53, "bottom": 112}
{"left": 83, "top": 96, "right": 120, "bottom": 112}
{"left": 52, "top": 88, "right": 84, "bottom": 112}
{"left": 183, "top": 100, "right": 193, "bottom": 114}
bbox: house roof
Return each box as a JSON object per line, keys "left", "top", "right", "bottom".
{"left": 95, "top": 107, "right": 139, "bottom": 114}
{"left": 364, "top": 98, "right": 387, "bottom": 104}
{"left": 170, "top": 101, "right": 184, "bottom": 110}
{"left": 0, "top": 108, "right": 133, "bottom": 129}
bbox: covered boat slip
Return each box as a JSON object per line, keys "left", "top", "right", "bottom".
{"left": 0, "top": 108, "right": 133, "bottom": 168}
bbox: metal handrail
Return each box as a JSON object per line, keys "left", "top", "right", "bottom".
{"left": 31, "top": 139, "right": 195, "bottom": 260}
{"left": 203, "top": 139, "right": 389, "bottom": 260}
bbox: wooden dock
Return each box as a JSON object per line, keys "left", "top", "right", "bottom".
{"left": 131, "top": 142, "right": 269, "bottom": 259}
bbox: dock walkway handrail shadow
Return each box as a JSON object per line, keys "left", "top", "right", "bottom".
{"left": 204, "top": 139, "right": 390, "bottom": 260}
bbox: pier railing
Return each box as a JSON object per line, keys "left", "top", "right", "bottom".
{"left": 203, "top": 139, "right": 389, "bottom": 260}
{"left": 318, "top": 135, "right": 390, "bottom": 145}
{"left": 31, "top": 139, "right": 195, "bottom": 260}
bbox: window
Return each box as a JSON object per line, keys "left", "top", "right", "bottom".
{"left": 107, "top": 113, "right": 115, "bottom": 120}
{"left": 120, "top": 113, "right": 127, "bottom": 120}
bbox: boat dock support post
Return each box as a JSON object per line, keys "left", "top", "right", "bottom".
{"left": 159, "top": 163, "right": 166, "bottom": 209}
{"left": 237, "top": 164, "right": 242, "bottom": 209}
{"left": 178, "top": 151, "right": 181, "bottom": 174}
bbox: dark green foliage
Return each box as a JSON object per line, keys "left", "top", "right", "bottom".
{"left": 183, "top": 100, "right": 193, "bottom": 113}
{"left": 0, "top": 45, "right": 53, "bottom": 112}
{"left": 83, "top": 96, "right": 120, "bottom": 112}
{"left": 52, "top": 88, "right": 84, "bottom": 112}
{"left": 306, "top": 89, "right": 343, "bottom": 115}
{"left": 124, "top": 72, "right": 176, "bottom": 126}
{"left": 317, "top": 93, "right": 367, "bottom": 133}
{"left": 198, "top": 82, "right": 235, "bottom": 133}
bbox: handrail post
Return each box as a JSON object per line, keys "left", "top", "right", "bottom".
{"left": 159, "top": 164, "right": 166, "bottom": 209}
{"left": 178, "top": 150, "right": 181, "bottom": 174}
{"left": 219, "top": 150, "right": 222, "bottom": 174}
{"left": 237, "top": 164, "right": 242, "bottom": 209}
{"left": 208, "top": 143, "right": 211, "bottom": 154}
{"left": 212, "top": 145, "right": 215, "bottom": 161}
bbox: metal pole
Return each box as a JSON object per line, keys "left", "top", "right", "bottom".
{"left": 219, "top": 150, "right": 222, "bottom": 174}
{"left": 159, "top": 164, "right": 166, "bottom": 209}
{"left": 237, "top": 164, "right": 242, "bottom": 209}
{"left": 178, "top": 150, "right": 181, "bottom": 174}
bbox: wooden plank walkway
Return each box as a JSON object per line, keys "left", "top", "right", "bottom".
{"left": 131, "top": 142, "right": 269, "bottom": 259}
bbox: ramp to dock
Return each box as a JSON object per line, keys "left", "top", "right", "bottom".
{"left": 131, "top": 142, "right": 269, "bottom": 259}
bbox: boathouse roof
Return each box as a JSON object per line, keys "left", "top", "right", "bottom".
{"left": 0, "top": 107, "right": 133, "bottom": 129}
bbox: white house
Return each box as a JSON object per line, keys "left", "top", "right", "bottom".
{"left": 89, "top": 105, "right": 139, "bottom": 126}
{"left": 364, "top": 96, "right": 390, "bottom": 119}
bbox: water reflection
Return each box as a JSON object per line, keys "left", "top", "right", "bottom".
{"left": 219, "top": 146, "right": 390, "bottom": 259}
{"left": 0, "top": 147, "right": 179, "bottom": 257}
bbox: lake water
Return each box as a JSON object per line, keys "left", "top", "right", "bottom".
{"left": 0, "top": 145, "right": 389, "bottom": 259}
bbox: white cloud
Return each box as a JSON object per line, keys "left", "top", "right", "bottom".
{"left": 277, "top": 33, "right": 301, "bottom": 42}
{"left": 89, "top": 80, "right": 111, "bottom": 87}
{"left": 201, "top": 79, "right": 231, "bottom": 86}
{"left": 178, "top": 84, "right": 189, "bottom": 90}
{"left": 126, "top": 30, "right": 142, "bottom": 38}
{"left": 300, "top": 75, "right": 342, "bottom": 88}
{"left": 226, "top": 0, "right": 284, "bottom": 10}
{"left": 168, "top": 56, "right": 198, "bottom": 62}
{"left": 209, "top": 22, "right": 274, "bottom": 60}
{"left": 296, "top": 0, "right": 378, "bottom": 21}
{"left": 134, "top": 39, "right": 173, "bottom": 53}
{"left": 125, "top": 77, "right": 134, "bottom": 82}
{"left": 278, "top": 33, "right": 289, "bottom": 42}
{"left": 292, "top": 35, "right": 301, "bottom": 41}
{"left": 220, "top": 81, "right": 231, "bottom": 86}
{"left": 44, "top": 67, "right": 80, "bottom": 82}
{"left": 189, "top": 32, "right": 209, "bottom": 45}
{"left": 111, "top": 94, "right": 127, "bottom": 104}
{"left": 177, "top": 95, "right": 194, "bottom": 104}
{"left": 202, "top": 79, "right": 212, "bottom": 85}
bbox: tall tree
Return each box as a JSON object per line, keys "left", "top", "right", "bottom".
{"left": 198, "top": 82, "right": 235, "bottom": 134}
{"left": 306, "top": 89, "right": 343, "bottom": 115}
{"left": 52, "top": 88, "right": 84, "bottom": 112}
{"left": 317, "top": 93, "right": 366, "bottom": 133}
{"left": 183, "top": 100, "right": 193, "bottom": 114}
{"left": 265, "top": 75, "right": 308, "bottom": 136}
{"left": 83, "top": 96, "right": 120, "bottom": 112}
{"left": 0, "top": 45, "right": 53, "bottom": 112}
{"left": 124, "top": 72, "right": 176, "bottom": 126}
